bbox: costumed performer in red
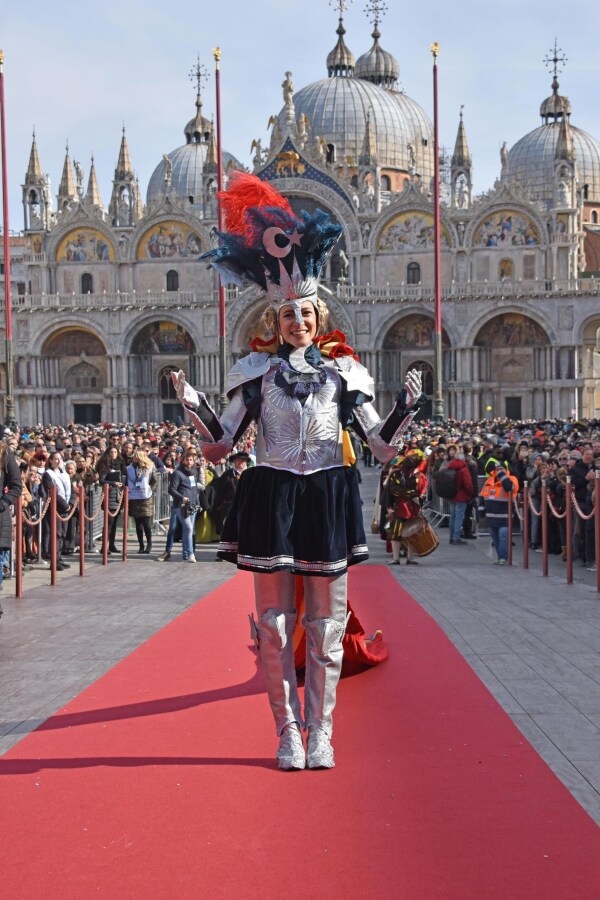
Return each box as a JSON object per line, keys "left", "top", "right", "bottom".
{"left": 172, "top": 173, "right": 425, "bottom": 770}
{"left": 382, "top": 450, "right": 429, "bottom": 565}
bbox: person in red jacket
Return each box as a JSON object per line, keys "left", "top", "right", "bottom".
{"left": 446, "top": 450, "right": 476, "bottom": 545}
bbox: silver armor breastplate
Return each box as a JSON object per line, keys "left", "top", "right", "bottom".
{"left": 255, "top": 366, "right": 343, "bottom": 475}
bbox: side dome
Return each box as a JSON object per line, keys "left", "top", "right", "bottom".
{"left": 507, "top": 124, "right": 600, "bottom": 205}
{"left": 279, "top": 76, "right": 433, "bottom": 177}
{"left": 146, "top": 144, "right": 242, "bottom": 209}
{"left": 355, "top": 26, "right": 400, "bottom": 89}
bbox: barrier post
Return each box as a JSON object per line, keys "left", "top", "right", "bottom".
{"left": 78, "top": 483, "right": 85, "bottom": 577}
{"left": 15, "top": 500, "right": 23, "bottom": 599}
{"left": 541, "top": 480, "right": 548, "bottom": 577}
{"left": 122, "top": 487, "right": 129, "bottom": 561}
{"left": 522, "top": 482, "right": 529, "bottom": 570}
{"left": 507, "top": 488, "right": 514, "bottom": 566}
{"left": 595, "top": 472, "right": 599, "bottom": 594}
{"left": 565, "top": 477, "right": 573, "bottom": 585}
{"left": 49, "top": 485, "right": 57, "bottom": 587}
{"left": 102, "top": 483, "right": 109, "bottom": 566}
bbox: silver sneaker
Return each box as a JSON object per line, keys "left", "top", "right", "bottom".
{"left": 277, "top": 723, "right": 305, "bottom": 770}
{"left": 306, "top": 726, "right": 335, "bottom": 769}
{"left": 184, "top": 555, "right": 197, "bottom": 563}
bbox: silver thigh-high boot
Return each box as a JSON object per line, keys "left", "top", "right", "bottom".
{"left": 303, "top": 573, "right": 348, "bottom": 769}
{"left": 253, "top": 572, "right": 305, "bottom": 770}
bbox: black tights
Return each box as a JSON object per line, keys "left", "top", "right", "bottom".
{"left": 134, "top": 516, "right": 152, "bottom": 550}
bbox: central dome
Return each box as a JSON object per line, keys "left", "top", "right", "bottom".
{"left": 280, "top": 76, "right": 433, "bottom": 178}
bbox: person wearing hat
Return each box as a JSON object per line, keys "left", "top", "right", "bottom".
{"left": 478, "top": 458, "right": 519, "bottom": 565}
{"left": 210, "top": 451, "right": 251, "bottom": 535}
{"left": 172, "top": 173, "right": 425, "bottom": 771}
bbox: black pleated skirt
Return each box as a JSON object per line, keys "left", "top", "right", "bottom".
{"left": 217, "top": 465, "right": 368, "bottom": 576}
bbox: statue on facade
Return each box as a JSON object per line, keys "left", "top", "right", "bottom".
{"left": 163, "top": 154, "right": 173, "bottom": 189}
{"left": 282, "top": 71, "right": 294, "bottom": 110}
{"left": 500, "top": 142, "right": 508, "bottom": 173}
{"left": 73, "top": 160, "right": 84, "bottom": 197}
{"left": 456, "top": 177, "right": 468, "bottom": 210}
{"left": 250, "top": 138, "right": 263, "bottom": 173}
{"left": 557, "top": 180, "right": 569, "bottom": 207}
{"left": 338, "top": 249, "right": 349, "bottom": 281}
{"left": 407, "top": 142, "right": 416, "bottom": 176}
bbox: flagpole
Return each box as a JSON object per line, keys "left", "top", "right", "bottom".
{"left": 431, "top": 42, "right": 445, "bottom": 423}
{"left": 0, "top": 50, "right": 16, "bottom": 429}
{"left": 213, "top": 47, "right": 227, "bottom": 413}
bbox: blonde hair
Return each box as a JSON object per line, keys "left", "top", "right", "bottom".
{"left": 132, "top": 449, "right": 153, "bottom": 471}
{"left": 261, "top": 298, "right": 330, "bottom": 340}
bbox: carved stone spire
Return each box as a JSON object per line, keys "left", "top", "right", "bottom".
{"left": 57, "top": 142, "right": 78, "bottom": 210}
{"left": 25, "top": 130, "right": 44, "bottom": 183}
{"left": 86, "top": 155, "right": 104, "bottom": 208}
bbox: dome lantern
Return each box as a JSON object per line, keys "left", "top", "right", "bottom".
{"left": 355, "top": 2, "right": 400, "bottom": 90}
{"left": 326, "top": 15, "right": 355, "bottom": 77}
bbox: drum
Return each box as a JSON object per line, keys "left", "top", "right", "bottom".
{"left": 402, "top": 516, "right": 439, "bottom": 557}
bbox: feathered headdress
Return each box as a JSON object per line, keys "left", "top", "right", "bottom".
{"left": 202, "top": 172, "right": 342, "bottom": 311}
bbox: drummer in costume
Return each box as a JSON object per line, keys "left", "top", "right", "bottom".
{"left": 383, "top": 450, "right": 429, "bottom": 565}
{"left": 172, "top": 173, "right": 425, "bottom": 771}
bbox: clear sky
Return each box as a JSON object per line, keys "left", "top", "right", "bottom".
{"left": 2, "top": 0, "right": 599, "bottom": 230}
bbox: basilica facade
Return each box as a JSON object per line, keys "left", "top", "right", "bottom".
{"left": 2, "top": 10, "right": 600, "bottom": 426}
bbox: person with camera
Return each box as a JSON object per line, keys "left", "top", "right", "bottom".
{"left": 168, "top": 447, "right": 202, "bottom": 563}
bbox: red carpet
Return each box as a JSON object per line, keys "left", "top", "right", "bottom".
{"left": 1, "top": 566, "right": 599, "bottom": 899}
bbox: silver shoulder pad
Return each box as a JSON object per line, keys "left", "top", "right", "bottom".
{"left": 330, "top": 357, "right": 374, "bottom": 401}
{"left": 226, "top": 352, "right": 275, "bottom": 396}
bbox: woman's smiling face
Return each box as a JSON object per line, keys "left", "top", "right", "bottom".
{"left": 278, "top": 301, "right": 318, "bottom": 348}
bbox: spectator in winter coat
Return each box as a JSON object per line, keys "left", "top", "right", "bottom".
{"left": 446, "top": 451, "right": 475, "bottom": 545}
{"left": 461, "top": 443, "right": 479, "bottom": 539}
{"left": 0, "top": 445, "right": 23, "bottom": 591}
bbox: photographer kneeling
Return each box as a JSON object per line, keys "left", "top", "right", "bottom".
{"left": 168, "top": 448, "right": 201, "bottom": 563}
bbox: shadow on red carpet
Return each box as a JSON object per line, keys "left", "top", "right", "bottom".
{"left": 1, "top": 566, "right": 599, "bottom": 899}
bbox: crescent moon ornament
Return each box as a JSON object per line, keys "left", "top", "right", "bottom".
{"left": 262, "top": 226, "right": 292, "bottom": 258}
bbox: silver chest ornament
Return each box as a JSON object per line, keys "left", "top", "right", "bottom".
{"left": 255, "top": 363, "right": 343, "bottom": 475}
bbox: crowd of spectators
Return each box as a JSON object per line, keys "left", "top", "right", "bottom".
{"left": 1, "top": 415, "right": 598, "bottom": 577}
{"left": 0, "top": 419, "right": 257, "bottom": 576}
{"left": 360, "top": 416, "right": 599, "bottom": 570}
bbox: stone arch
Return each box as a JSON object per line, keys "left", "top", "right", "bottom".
{"left": 45, "top": 214, "right": 116, "bottom": 261}
{"left": 64, "top": 360, "right": 104, "bottom": 391}
{"left": 471, "top": 311, "right": 552, "bottom": 348}
{"left": 464, "top": 306, "right": 556, "bottom": 348}
{"left": 375, "top": 208, "right": 454, "bottom": 252}
{"left": 42, "top": 327, "right": 107, "bottom": 357}
{"left": 373, "top": 304, "right": 457, "bottom": 351}
{"left": 120, "top": 311, "right": 199, "bottom": 357}
{"left": 581, "top": 314, "right": 600, "bottom": 346}
{"left": 130, "top": 320, "right": 196, "bottom": 355}
{"left": 134, "top": 219, "right": 205, "bottom": 261}
{"left": 50, "top": 225, "right": 116, "bottom": 262}
{"left": 382, "top": 314, "right": 451, "bottom": 351}
{"left": 466, "top": 205, "right": 548, "bottom": 249}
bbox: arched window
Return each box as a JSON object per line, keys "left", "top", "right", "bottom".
{"left": 159, "top": 366, "right": 179, "bottom": 400}
{"left": 326, "top": 143, "right": 336, "bottom": 164}
{"left": 81, "top": 273, "right": 94, "bottom": 294}
{"left": 166, "top": 270, "right": 179, "bottom": 291}
{"left": 592, "top": 210, "right": 598, "bottom": 225}
{"left": 407, "top": 262, "right": 421, "bottom": 285}
{"left": 380, "top": 174, "right": 391, "bottom": 191}
{"left": 583, "top": 184, "right": 589, "bottom": 200}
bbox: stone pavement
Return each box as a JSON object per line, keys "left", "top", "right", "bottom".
{"left": 1, "top": 467, "right": 599, "bottom": 826}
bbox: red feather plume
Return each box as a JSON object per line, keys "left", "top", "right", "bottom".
{"left": 217, "top": 172, "right": 294, "bottom": 236}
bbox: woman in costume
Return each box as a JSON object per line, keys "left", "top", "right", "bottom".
{"left": 173, "top": 173, "right": 424, "bottom": 770}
